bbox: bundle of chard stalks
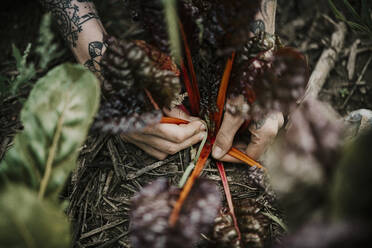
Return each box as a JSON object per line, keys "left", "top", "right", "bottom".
{"left": 94, "top": 0, "right": 309, "bottom": 247}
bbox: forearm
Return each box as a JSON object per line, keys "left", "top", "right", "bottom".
{"left": 39, "top": 0, "right": 107, "bottom": 77}
{"left": 251, "top": 0, "right": 277, "bottom": 34}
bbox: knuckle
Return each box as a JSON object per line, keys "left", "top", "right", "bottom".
{"left": 262, "top": 125, "right": 278, "bottom": 139}
{"left": 165, "top": 144, "right": 178, "bottom": 155}
{"left": 156, "top": 153, "right": 168, "bottom": 160}
{"left": 173, "top": 133, "right": 185, "bottom": 143}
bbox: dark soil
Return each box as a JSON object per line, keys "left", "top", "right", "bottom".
{"left": 0, "top": 0, "right": 371, "bottom": 247}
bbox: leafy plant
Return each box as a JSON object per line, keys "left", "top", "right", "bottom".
{"left": 0, "top": 185, "right": 71, "bottom": 248}
{"left": 0, "top": 63, "right": 100, "bottom": 247}
{"left": 339, "top": 87, "right": 350, "bottom": 98}
{"left": 328, "top": 0, "right": 372, "bottom": 39}
{"left": 10, "top": 43, "right": 36, "bottom": 95}
{"left": 99, "top": 1, "right": 309, "bottom": 247}
{"left": 1, "top": 63, "right": 100, "bottom": 198}
{"left": 36, "top": 13, "right": 65, "bottom": 70}
{"left": 0, "top": 13, "right": 65, "bottom": 101}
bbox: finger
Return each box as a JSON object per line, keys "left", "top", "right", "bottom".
{"left": 163, "top": 107, "right": 200, "bottom": 122}
{"left": 142, "top": 120, "right": 206, "bottom": 143}
{"left": 128, "top": 131, "right": 206, "bottom": 155}
{"left": 245, "top": 111, "right": 284, "bottom": 160}
{"left": 121, "top": 134, "right": 168, "bottom": 160}
{"left": 212, "top": 111, "right": 245, "bottom": 159}
{"left": 215, "top": 143, "right": 248, "bottom": 163}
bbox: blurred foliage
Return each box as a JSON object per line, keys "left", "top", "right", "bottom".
{"left": 162, "top": 0, "right": 181, "bottom": 63}
{"left": 0, "top": 63, "right": 100, "bottom": 199}
{"left": 0, "top": 63, "right": 100, "bottom": 247}
{"left": 0, "top": 185, "right": 71, "bottom": 248}
{"left": 9, "top": 43, "right": 36, "bottom": 96}
{"left": 328, "top": 0, "right": 372, "bottom": 39}
{"left": 0, "top": 13, "right": 65, "bottom": 101}
{"left": 331, "top": 129, "right": 372, "bottom": 223}
{"left": 36, "top": 13, "right": 65, "bottom": 70}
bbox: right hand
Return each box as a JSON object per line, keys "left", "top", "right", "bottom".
{"left": 121, "top": 108, "right": 206, "bottom": 160}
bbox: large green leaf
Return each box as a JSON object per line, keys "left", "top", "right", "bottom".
{"left": 0, "top": 63, "right": 100, "bottom": 198}
{"left": 0, "top": 185, "right": 71, "bottom": 248}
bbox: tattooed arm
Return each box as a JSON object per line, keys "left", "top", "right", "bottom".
{"left": 39, "top": 0, "right": 107, "bottom": 78}
{"left": 39, "top": 0, "right": 206, "bottom": 160}
{"left": 251, "top": 0, "right": 277, "bottom": 34}
{"left": 212, "top": 0, "right": 284, "bottom": 162}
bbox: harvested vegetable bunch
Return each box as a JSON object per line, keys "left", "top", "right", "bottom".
{"left": 96, "top": 1, "right": 309, "bottom": 247}
{"left": 94, "top": 36, "right": 181, "bottom": 133}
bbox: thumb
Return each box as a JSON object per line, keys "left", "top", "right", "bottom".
{"left": 212, "top": 112, "right": 244, "bottom": 159}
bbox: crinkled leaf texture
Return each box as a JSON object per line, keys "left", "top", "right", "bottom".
{"left": 130, "top": 178, "right": 222, "bottom": 248}
{"left": 0, "top": 63, "right": 100, "bottom": 198}
{"left": 0, "top": 185, "right": 71, "bottom": 248}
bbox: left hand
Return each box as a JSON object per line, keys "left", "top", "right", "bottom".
{"left": 211, "top": 98, "right": 284, "bottom": 163}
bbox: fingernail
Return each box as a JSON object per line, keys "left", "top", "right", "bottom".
{"left": 199, "top": 122, "right": 207, "bottom": 131}
{"left": 212, "top": 146, "right": 224, "bottom": 159}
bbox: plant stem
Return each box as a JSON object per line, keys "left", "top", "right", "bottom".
{"left": 169, "top": 142, "right": 213, "bottom": 226}
{"left": 179, "top": 128, "right": 208, "bottom": 187}
{"left": 38, "top": 99, "right": 67, "bottom": 199}
{"left": 214, "top": 52, "right": 236, "bottom": 132}
{"left": 163, "top": 0, "right": 182, "bottom": 63}
{"left": 228, "top": 147, "right": 265, "bottom": 170}
{"left": 217, "top": 162, "right": 241, "bottom": 241}
{"left": 161, "top": 117, "right": 189, "bottom": 125}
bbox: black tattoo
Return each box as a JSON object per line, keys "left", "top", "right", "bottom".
{"left": 261, "top": 0, "right": 276, "bottom": 20}
{"left": 40, "top": 0, "right": 99, "bottom": 47}
{"left": 250, "top": 20, "right": 266, "bottom": 35}
{"left": 84, "top": 41, "right": 107, "bottom": 74}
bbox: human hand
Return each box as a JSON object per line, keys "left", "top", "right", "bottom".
{"left": 212, "top": 97, "right": 284, "bottom": 162}
{"left": 121, "top": 108, "right": 206, "bottom": 160}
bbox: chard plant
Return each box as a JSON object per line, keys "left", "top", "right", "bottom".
{"left": 94, "top": 0, "right": 309, "bottom": 247}
{"left": 0, "top": 13, "right": 65, "bottom": 102}
{"left": 0, "top": 63, "right": 100, "bottom": 248}
{"left": 328, "top": 0, "right": 372, "bottom": 39}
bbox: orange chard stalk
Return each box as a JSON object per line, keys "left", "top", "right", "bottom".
{"left": 178, "top": 20, "right": 200, "bottom": 115}
{"left": 169, "top": 52, "right": 238, "bottom": 226}
{"left": 161, "top": 117, "right": 190, "bottom": 125}
{"left": 228, "top": 147, "right": 265, "bottom": 170}
{"left": 169, "top": 142, "right": 213, "bottom": 226}
{"left": 214, "top": 52, "right": 236, "bottom": 132}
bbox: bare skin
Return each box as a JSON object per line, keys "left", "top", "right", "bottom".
{"left": 40, "top": 0, "right": 282, "bottom": 161}
{"left": 212, "top": 0, "right": 283, "bottom": 162}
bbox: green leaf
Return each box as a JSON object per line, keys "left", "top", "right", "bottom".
{"left": 11, "top": 44, "right": 23, "bottom": 69}
{"left": 0, "top": 63, "right": 100, "bottom": 199}
{"left": 36, "top": 14, "right": 65, "bottom": 70}
{"left": 346, "top": 20, "right": 370, "bottom": 33}
{"left": 0, "top": 185, "right": 71, "bottom": 248}
{"left": 328, "top": 0, "right": 347, "bottom": 21}
{"left": 162, "top": 0, "right": 181, "bottom": 64}
{"left": 342, "top": 0, "right": 361, "bottom": 22}
{"left": 10, "top": 43, "right": 36, "bottom": 95}
{"left": 361, "top": 0, "right": 372, "bottom": 28}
